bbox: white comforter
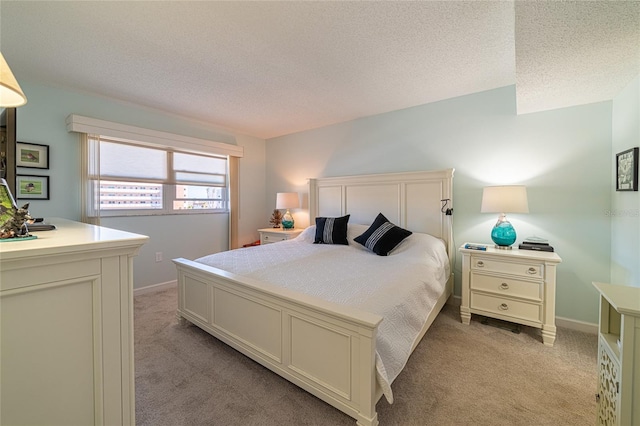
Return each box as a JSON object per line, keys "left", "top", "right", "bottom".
{"left": 195, "top": 224, "right": 450, "bottom": 403}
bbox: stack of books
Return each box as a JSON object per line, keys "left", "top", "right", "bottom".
{"left": 519, "top": 240, "right": 554, "bottom": 252}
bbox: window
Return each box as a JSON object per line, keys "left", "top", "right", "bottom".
{"left": 87, "top": 136, "right": 228, "bottom": 216}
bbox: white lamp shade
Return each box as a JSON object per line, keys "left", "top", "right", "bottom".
{"left": 276, "top": 192, "right": 299, "bottom": 210}
{"left": 0, "top": 53, "right": 27, "bottom": 107}
{"left": 481, "top": 185, "right": 529, "bottom": 213}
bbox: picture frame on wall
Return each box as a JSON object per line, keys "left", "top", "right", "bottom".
{"left": 616, "top": 147, "right": 639, "bottom": 191}
{"left": 16, "top": 174, "right": 50, "bottom": 200}
{"left": 16, "top": 142, "right": 49, "bottom": 169}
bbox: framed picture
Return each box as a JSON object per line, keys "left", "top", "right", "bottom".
{"left": 16, "top": 174, "right": 50, "bottom": 200}
{"left": 16, "top": 142, "right": 49, "bottom": 169}
{"left": 616, "top": 147, "right": 639, "bottom": 191}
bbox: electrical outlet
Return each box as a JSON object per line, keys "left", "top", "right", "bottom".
{"left": 155, "top": 252, "right": 163, "bottom": 262}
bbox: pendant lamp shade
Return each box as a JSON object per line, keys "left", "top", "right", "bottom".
{"left": 0, "top": 52, "right": 27, "bottom": 107}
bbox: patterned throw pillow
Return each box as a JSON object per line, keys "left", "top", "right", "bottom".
{"left": 314, "top": 215, "right": 350, "bottom": 245}
{"left": 354, "top": 213, "right": 412, "bottom": 256}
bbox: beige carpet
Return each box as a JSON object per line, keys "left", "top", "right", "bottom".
{"left": 134, "top": 287, "right": 597, "bottom": 425}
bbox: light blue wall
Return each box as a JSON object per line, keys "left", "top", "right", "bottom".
{"left": 266, "top": 85, "right": 612, "bottom": 324}
{"left": 14, "top": 80, "right": 267, "bottom": 289}
{"left": 15, "top": 78, "right": 627, "bottom": 316}
{"left": 611, "top": 75, "right": 640, "bottom": 287}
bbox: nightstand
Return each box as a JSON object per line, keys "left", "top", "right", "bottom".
{"left": 258, "top": 228, "right": 303, "bottom": 245}
{"left": 459, "top": 244, "right": 562, "bottom": 346}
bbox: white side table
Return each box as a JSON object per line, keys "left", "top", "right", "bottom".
{"left": 258, "top": 228, "right": 303, "bottom": 245}
{"left": 459, "top": 244, "right": 562, "bottom": 346}
{"left": 592, "top": 281, "right": 640, "bottom": 425}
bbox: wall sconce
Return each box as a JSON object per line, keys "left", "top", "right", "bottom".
{"left": 276, "top": 192, "right": 299, "bottom": 229}
{"left": 481, "top": 185, "right": 529, "bottom": 249}
{"left": 0, "top": 52, "right": 27, "bottom": 107}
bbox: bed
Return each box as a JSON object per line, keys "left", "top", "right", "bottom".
{"left": 173, "top": 169, "right": 454, "bottom": 426}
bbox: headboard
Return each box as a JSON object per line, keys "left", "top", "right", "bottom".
{"left": 309, "top": 169, "right": 455, "bottom": 263}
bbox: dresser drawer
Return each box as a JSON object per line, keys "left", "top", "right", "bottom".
{"left": 470, "top": 273, "right": 542, "bottom": 302}
{"left": 471, "top": 256, "right": 542, "bottom": 279}
{"left": 470, "top": 292, "right": 542, "bottom": 324}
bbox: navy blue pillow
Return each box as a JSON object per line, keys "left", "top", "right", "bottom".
{"left": 354, "top": 213, "right": 412, "bottom": 256}
{"left": 314, "top": 215, "right": 350, "bottom": 245}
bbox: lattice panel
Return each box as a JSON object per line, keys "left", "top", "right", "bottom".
{"left": 597, "top": 344, "right": 619, "bottom": 425}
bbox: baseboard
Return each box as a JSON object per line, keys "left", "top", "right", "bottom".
{"left": 556, "top": 316, "right": 598, "bottom": 334}
{"left": 134, "top": 280, "right": 177, "bottom": 296}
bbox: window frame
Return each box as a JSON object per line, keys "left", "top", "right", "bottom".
{"left": 88, "top": 138, "right": 230, "bottom": 218}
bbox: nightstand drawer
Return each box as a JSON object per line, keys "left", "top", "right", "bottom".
{"left": 260, "top": 234, "right": 288, "bottom": 244}
{"left": 471, "top": 292, "right": 542, "bottom": 323}
{"left": 471, "top": 257, "right": 542, "bottom": 279}
{"left": 471, "top": 273, "right": 542, "bottom": 301}
{"left": 258, "top": 228, "right": 304, "bottom": 245}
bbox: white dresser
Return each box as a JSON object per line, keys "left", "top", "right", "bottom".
{"left": 593, "top": 281, "right": 640, "bottom": 426}
{"left": 0, "top": 219, "right": 148, "bottom": 426}
{"left": 460, "top": 244, "right": 562, "bottom": 346}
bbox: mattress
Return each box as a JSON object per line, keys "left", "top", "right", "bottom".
{"left": 195, "top": 224, "right": 450, "bottom": 403}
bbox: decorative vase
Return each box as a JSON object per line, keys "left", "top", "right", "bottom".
{"left": 281, "top": 209, "right": 294, "bottom": 229}
{"left": 491, "top": 214, "right": 516, "bottom": 248}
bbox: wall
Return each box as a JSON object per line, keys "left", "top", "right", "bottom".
{"left": 266, "top": 85, "right": 612, "bottom": 324}
{"left": 14, "top": 80, "right": 266, "bottom": 289}
{"left": 611, "top": 75, "right": 640, "bottom": 287}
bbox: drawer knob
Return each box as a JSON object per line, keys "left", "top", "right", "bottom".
{"left": 500, "top": 283, "right": 509, "bottom": 290}
{"left": 264, "top": 236, "right": 269, "bottom": 240}
{"left": 476, "top": 261, "right": 484, "bottom": 267}
{"left": 499, "top": 303, "right": 509, "bottom": 311}
{"left": 527, "top": 267, "right": 537, "bottom": 274}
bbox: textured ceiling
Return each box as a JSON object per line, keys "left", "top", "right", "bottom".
{"left": 515, "top": 1, "right": 640, "bottom": 114}
{"left": 0, "top": 1, "right": 638, "bottom": 139}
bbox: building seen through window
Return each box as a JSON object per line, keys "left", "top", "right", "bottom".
{"left": 99, "top": 181, "right": 225, "bottom": 211}
{"left": 99, "top": 181, "right": 162, "bottom": 210}
{"left": 174, "top": 184, "right": 225, "bottom": 210}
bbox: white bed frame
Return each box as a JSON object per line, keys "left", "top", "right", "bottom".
{"left": 173, "top": 169, "right": 454, "bottom": 426}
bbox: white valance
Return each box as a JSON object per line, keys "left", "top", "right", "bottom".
{"left": 66, "top": 114, "right": 244, "bottom": 158}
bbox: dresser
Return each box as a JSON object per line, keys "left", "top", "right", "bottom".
{"left": 258, "top": 227, "right": 303, "bottom": 244}
{"left": 460, "top": 244, "right": 562, "bottom": 346}
{"left": 592, "top": 282, "right": 640, "bottom": 426}
{"left": 0, "top": 219, "right": 148, "bottom": 426}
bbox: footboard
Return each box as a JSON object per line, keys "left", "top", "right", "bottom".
{"left": 173, "top": 258, "right": 384, "bottom": 426}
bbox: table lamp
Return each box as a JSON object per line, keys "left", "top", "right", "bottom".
{"left": 481, "top": 185, "right": 528, "bottom": 249}
{"left": 276, "top": 192, "right": 299, "bottom": 229}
